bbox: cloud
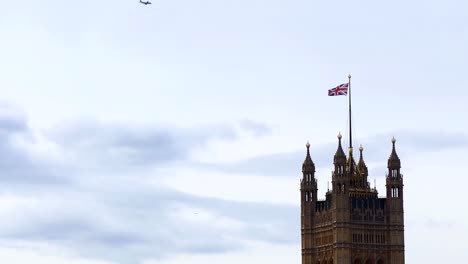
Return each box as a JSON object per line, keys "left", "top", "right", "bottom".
{"left": 0, "top": 105, "right": 290, "bottom": 264}
{"left": 43, "top": 119, "right": 241, "bottom": 171}
{"left": 0, "top": 105, "right": 65, "bottom": 185}
{"left": 0, "top": 181, "right": 297, "bottom": 264}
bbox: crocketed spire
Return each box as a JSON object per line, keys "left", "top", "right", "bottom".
{"left": 388, "top": 137, "right": 401, "bottom": 169}
{"left": 334, "top": 132, "right": 346, "bottom": 165}
{"left": 302, "top": 141, "right": 315, "bottom": 173}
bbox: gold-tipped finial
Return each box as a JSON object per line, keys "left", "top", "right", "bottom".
{"left": 359, "top": 144, "right": 363, "bottom": 152}
{"left": 337, "top": 132, "right": 342, "bottom": 140}
{"left": 392, "top": 136, "right": 396, "bottom": 144}
{"left": 348, "top": 147, "right": 353, "bottom": 154}
{"left": 306, "top": 141, "right": 310, "bottom": 148}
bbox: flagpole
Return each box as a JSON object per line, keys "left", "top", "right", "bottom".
{"left": 348, "top": 74, "right": 352, "bottom": 150}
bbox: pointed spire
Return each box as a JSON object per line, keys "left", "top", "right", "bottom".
{"left": 388, "top": 136, "right": 401, "bottom": 169}
{"left": 357, "top": 144, "right": 368, "bottom": 175}
{"left": 302, "top": 141, "right": 315, "bottom": 173}
{"left": 346, "top": 146, "right": 359, "bottom": 176}
{"left": 334, "top": 132, "right": 346, "bottom": 165}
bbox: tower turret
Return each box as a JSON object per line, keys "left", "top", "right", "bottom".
{"left": 331, "top": 133, "right": 351, "bottom": 262}
{"left": 386, "top": 137, "right": 405, "bottom": 263}
{"left": 301, "top": 141, "right": 317, "bottom": 203}
{"left": 300, "top": 141, "right": 317, "bottom": 264}
{"left": 388, "top": 137, "right": 401, "bottom": 176}
{"left": 302, "top": 141, "right": 316, "bottom": 176}
{"left": 333, "top": 133, "right": 348, "bottom": 194}
{"left": 387, "top": 137, "right": 403, "bottom": 199}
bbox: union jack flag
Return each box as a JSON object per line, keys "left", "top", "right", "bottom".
{"left": 328, "top": 83, "right": 348, "bottom": 96}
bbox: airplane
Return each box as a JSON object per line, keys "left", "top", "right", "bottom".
{"left": 140, "top": 0, "right": 151, "bottom": 5}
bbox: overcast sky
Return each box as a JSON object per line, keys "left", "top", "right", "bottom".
{"left": 0, "top": 0, "right": 467, "bottom": 263}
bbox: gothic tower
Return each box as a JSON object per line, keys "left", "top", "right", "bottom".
{"left": 300, "top": 136, "right": 405, "bottom": 264}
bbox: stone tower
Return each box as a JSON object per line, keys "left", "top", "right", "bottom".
{"left": 300, "top": 135, "right": 405, "bottom": 264}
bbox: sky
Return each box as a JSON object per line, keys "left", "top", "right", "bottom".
{"left": 0, "top": 0, "right": 467, "bottom": 263}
